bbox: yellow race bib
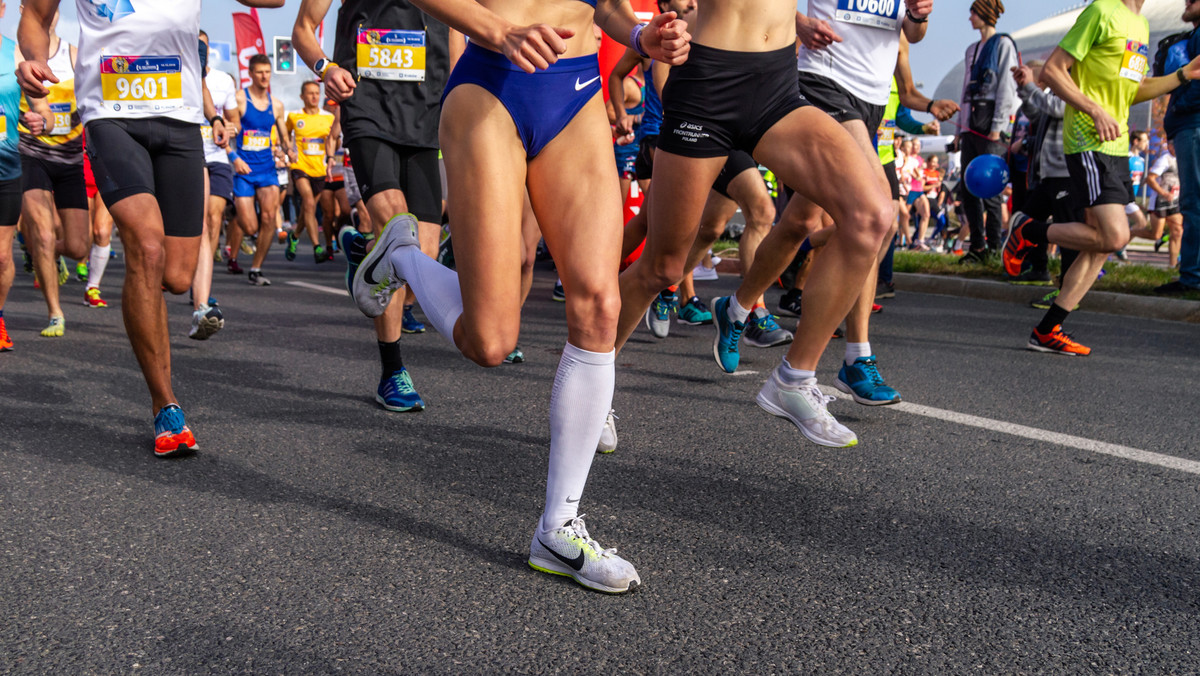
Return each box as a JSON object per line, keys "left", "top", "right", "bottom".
{"left": 303, "top": 139, "right": 325, "bottom": 156}
{"left": 101, "top": 55, "right": 184, "bottom": 114}
{"left": 241, "top": 129, "right": 271, "bottom": 152}
{"left": 356, "top": 29, "right": 426, "bottom": 82}
{"left": 1120, "top": 41, "right": 1149, "bottom": 83}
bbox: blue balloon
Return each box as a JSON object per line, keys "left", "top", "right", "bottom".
{"left": 964, "top": 154, "right": 1010, "bottom": 200}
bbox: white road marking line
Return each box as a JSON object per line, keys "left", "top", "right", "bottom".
{"left": 730, "top": 370, "right": 760, "bottom": 376}
{"left": 820, "top": 386, "right": 1200, "bottom": 476}
{"left": 286, "top": 281, "right": 349, "bottom": 297}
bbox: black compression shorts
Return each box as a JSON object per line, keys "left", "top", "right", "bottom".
{"left": 290, "top": 168, "right": 326, "bottom": 196}
{"left": 883, "top": 160, "right": 900, "bottom": 201}
{"left": 712, "top": 151, "right": 758, "bottom": 199}
{"left": 0, "top": 177, "right": 20, "bottom": 225}
{"left": 797, "top": 71, "right": 887, "bottom": 135}
{"left": 85, "top": 118, "right": 204, "bottom": 238}
{"left": 634, "top": 134, "right": 657, "bottom": 181}
{"left": 345, "top": 137, "right": 441, "bottom": 223}
{"left": 658, "top": 43, "right": 807, "bottom": 158}
{"left": 21, "top": 154, "right": 87, "bottom": 210}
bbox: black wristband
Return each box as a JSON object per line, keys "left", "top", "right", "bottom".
{"left": 905, "top": 9, "right": 928, "bottom": 24}
{"left": 926, "top": 100, "right": 934, "bottom": 114}
{"left": 210, "top": 115, "right": 225, "bottom": 127}
{"left": 1178, "top": 68, "right": 1188, "bottom": 85}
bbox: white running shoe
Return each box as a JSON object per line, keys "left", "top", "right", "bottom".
{"left": 188, "top": 304, "right": 224, "bottom": 341}
{"left": 528, "top": 516, "right": 641, "bottom": 593}
{"left": 597, "top": 410, "right": 618, "bottom": 454}
{"left": 756, "top": 371, "right": 858, "bottom": 448}
{"left": 352, "top": 214, "right": 418, "bottom": 318}
{"left": 691, "top": 263, "right": 719, "bottom": 281}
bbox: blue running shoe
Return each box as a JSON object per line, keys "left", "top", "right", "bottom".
{"left": 402, "top": 304, "right": 426, "bottom": 333}
{"left": 644, "top": 291, "right": 674, "bottom": 338}
{"left": 711, "top": 296, "right": 745, "bottom": 374}
{"left": 376, "top": 368, "right": 425, "bottom": 412}
{"left": 339, "top": 225, "right": 367, "bottom": 293}
{"left": 835, "top": 355, "right": 901, "bottom": 406}
{"left": 153, "top": 404, "right": 199, "bottom": 457}
{"left": 677, "top": 296, "right": 713, "bottom": 325}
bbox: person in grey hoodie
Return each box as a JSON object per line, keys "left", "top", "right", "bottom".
{"left": 958, "top": 0, "right": 1020, "bottom": 262}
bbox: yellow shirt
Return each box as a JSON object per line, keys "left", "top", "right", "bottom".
{"left": 286, "top": 110, "right": 335, "bottom": 178}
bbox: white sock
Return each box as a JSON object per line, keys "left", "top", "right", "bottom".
{"left": 389, "top": 243, "right": 463, "bottom": 349}
{"left": 777, "top": 357, "right": 815, "bottom": 386}
{"left": 541, "top": 343, "right": 615, "bottom": 531}
{"left": 727, "top": 295, "right": 751, "bottom": 323}
{"left": 845, "top": 342, "right": 871, "bottom": 366}
{"left": 87, "top": 244, "right": 110, "bottom": 289}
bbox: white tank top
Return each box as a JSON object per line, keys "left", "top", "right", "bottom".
{"left": 796, "top": 0, "right": 903, "bottom": 107}
{"left": 73, "top": 0, "right": 204, "bottom": 125}
{"left": 46, "top": 39, "right": 73, "bottom": 82}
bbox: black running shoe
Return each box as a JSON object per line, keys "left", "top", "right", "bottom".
{"left": 776, "top": 289, "right": 803, "bottom": 317}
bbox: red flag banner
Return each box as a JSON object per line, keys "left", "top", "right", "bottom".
{"left": 599, "top": 0, "right": 658, "bottom": 101}
{"left": 232, "top": 11, "right": 265, "bottom": 89}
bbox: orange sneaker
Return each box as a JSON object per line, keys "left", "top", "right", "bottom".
{"left": 1027, "top": 325, "right": 1091, "bottom": 356}
{"left": 0, "top": 318, "right": 12, "bottom": 351}
{"left": 1003, "top": 211, "right": 1036, "bottom": 277}
{"left": 153, "top": 404, "right": 199, "bottom": 457}
{"left": 84, "top": 287, "right": 108, "bottom": 308}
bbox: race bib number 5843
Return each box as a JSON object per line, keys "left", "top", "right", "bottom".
{"left": 835, "top": 0, "right": 900, "bottom": 30}
{"left": 357, "top": 29, "right": 426, "bottom": 82}
{"left": 101, "top": 55, "right": 184, "bottom": 114}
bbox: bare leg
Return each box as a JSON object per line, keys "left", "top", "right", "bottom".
{"left": 192, "top": 169, "right": 215, "bottom": 309}
{"left": 249, "top": 186, "right": 280, "bottom": 270}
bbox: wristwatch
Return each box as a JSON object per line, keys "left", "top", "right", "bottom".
{"left": 313, "top": 58, "right": 333, "bottom": 78}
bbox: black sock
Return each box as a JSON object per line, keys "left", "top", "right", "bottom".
{"left": 1036, "top": 303, "right": 1070, "bottom": 335}
{"left": 1022, "top": 219, "right": 1051, "bottom": 246}
{"left": 378, "top": 339, "right": 404, "bottom": 377}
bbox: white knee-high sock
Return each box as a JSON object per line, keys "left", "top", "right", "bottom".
{"left": 389, "top": 245, "right": 464, "bottom": 348}
{"left": 87, "top": 244, "right": 111, "bottom": 289}
{"left": 541, "top": 343, "right": 616, "bottom": 531}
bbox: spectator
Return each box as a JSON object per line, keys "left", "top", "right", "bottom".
{"left": 1158, "top": 1, "right": 1200, "bottom": 294}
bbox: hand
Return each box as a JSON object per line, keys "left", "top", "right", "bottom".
{"left": 904, "top": 0, "right": 933, "bottom": 20}
{"left": 1183, "top": 54, "right": 1200, "bottom": 83}
{"left": 326, "top": 157, "right": 336, "bottom": 181}
{"left": 929, "top": 99, "right": 959, "bottom": 121}
{"left": 233, "top": 158, "right": 252, "bottom": 175}
{"left": 323, "top": 66, "right": 356, "bottom": 102}
{"left": 640, "top": 12, "right": 690, "bottom": 66}
{"left": 797, "top": 14, "right": 841, "bottom": 50}
{"left": 213, "top": 118, "right": 229, "bottom": 147}
{"left": 987, "top": 130, "right": 1002, "bottom": 142}
{"left": 16, "top": 60, "right": 56, "bottom": 98}
{"left": 1012, "top": 64, "right": 1033, "bottom": 88}
{"left": 286, "top": 148, "right": 297, "bottom": 165}
{"left": 500, "top": 23, "right": 574, "bottom": 73}
{"left": 20, "top": 111, "right": 46, "bottom": 135}
{"left": 923, "top": 121, "right": 940, "bottom": 135}
{"left": 614, "top": 111, "right": 634, "bottom": 139}
{"left": 1090, "top": 107, "right": 1121, "bottom": 142}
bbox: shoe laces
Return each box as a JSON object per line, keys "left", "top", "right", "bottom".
{"left": 795, "top": 381, "right": 840, "bottom": 428}
{"left": 857, "top": 358, "right": 885, "bottom": 387}
{"left": 387, "top": 370, "right": 417, "bottom": 395}
{"left": 563, "top": 516, "right": 617, "bottom": 559}
{"left": 155, "top": 405, "right": 186, "bottom": 435}
{"left": 754, "top": 312, "right": 782, "bottom": 332}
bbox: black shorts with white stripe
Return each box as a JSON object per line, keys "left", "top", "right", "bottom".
{"left": 1065, "top": 151, "right": 1133, "bottom": 215}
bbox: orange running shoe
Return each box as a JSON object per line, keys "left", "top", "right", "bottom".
{"left": 84, "top": 287, "right": 108, "bottom": 308}
{"left": 0, "top": 318, "right": 12, "bottom": 351}
{"left": 1003, "top": 211, "right": 1036, "bottom": 277}
{"left": 153, "top": 404, "right": 199, "bottom": 457}
{"left": 1027, "top": 325, "right": 1091, "bottom": 356}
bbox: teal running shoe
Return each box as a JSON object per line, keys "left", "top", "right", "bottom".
{"left": 835, "top": 355, "right": 901, "bottom": 406}
{"left": 710, "top": 296, "right": 745, "bottom": 374}
{"left": 743, "top": 307, "right": 793, "bottom": 348}
{"left": 402, "top": 304, "right": 426, "bottom": 333}
{"left": 376, "top": 368, "right": 425, "bottom": 412}
{"left": 504, "top": 346, "right": 524, "bottom": 364}
{"left": 677, "top": 296, "right": 713, "bottom": 325}
{"left": 284, "top": 232, "right": 298, "bottom": 261}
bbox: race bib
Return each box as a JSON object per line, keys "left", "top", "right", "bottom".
{"left": 357, "top": 29, "right": 426, "bottom": 82}
{"left": 241, "top": 129, "right": 271, "bottom": 152}
{"left": 201, "top": 124, "right": 214, "bottom": 142}
{"left": 877, "top": 118, "right": 896, "bottom": 145}
{"left": 303, "top": 139, "right": 325, "bottom": 156}
{"left": 100, "top": 55, "right": 184, "bottom": 114}
{"left": 0, "top": 106, "right": 8, "bottom": 143}
{"left": 835, "top": 0, "right": 901, "bottom": 31}
{"left": 48, "top": 102, "right": 71, "bottom": 136}
{"left": 1120, "top": 41, "right": 1149, "bottom": 83}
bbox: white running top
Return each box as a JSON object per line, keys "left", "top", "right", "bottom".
{"left": 202, "top": 69, "right": 237, "bottom": 164}
{"left": 796, "top": 0, "right": 904, "bottom": 107}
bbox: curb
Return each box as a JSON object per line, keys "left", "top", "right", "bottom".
{"left": 893, "top": 272, "right": 1200, "bottom": 324}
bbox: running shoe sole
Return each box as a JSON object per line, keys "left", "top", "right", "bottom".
{"left": 375, "top": 393, "right": 425, "bottom": 412}
{"left": 189, "top": 314, "right": 224, "bottom": 341}
{"left": 527, "top": 557, "right": 639, "bottom": 594}
{"left": 833, "top": 378, "right": 901, "bottom": 406}
{"left": 1025, "top": 340, "right": 1087, "bottom": 356}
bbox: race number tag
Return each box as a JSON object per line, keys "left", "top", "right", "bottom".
{"left": 303, "top": 139, "right": 325, "bottom": 156}
{"left": 877, "top": 118, "right": 896, "bottom": 146}
{"left": 0, "top": 107, "right": 7, "bottom": 143}
{"left": 100, "top": 55, "right": 184, "bottom": 113}
{"left": 48, "top": 102, "right": 71, "bottom": 136}
{"left": 1120, "top": 41, "right": 1149, "bottom": 82}
{"left": 357, "top": 29, "right": 426, "bottom": 81}
{"left": 330, "top": 149, "right": 346, "bottom": 179}
{"left": 835, "top": 0, "right": 901, "bottom": 31}
{"left": 241, "top": 129, "right": 271, "bottom": 152}
{"left": 201, "top": 124, "right": 213, "bottom": 143}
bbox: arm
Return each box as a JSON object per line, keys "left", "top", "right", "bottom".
{"left": 896, "top": 34, "right": 957, "bottom": 121}
{"left": 1017, "top": 79, "right": 1067, "bottom": 120}
{"left": 900, "top": 0, "right": 931, "bottom": 44}
{"left": 236, "top": 0, "right": 285, "bottom": 7}
{"left": 1145, "top": 170, "right": 1170, "bottom": 199}
{"left": 990, "top": 39, "right": 1020, "bottom": 138}
{"left": 1134, "top": 55, "right": 1200, "bottom": 104}
{"left": 400, "top": 0, "right": 574, "bottom": 73}
{"left": 651, "top": 60, "right": 670, "bottom": 100}
{"left": 594, "top": 0, "right": 689, "bottom": 66}
{"left": 449, "top": 29, "right": 466, "bottom": 71}
{"left": 607, "top": 48, "right": 642, "bottom": 138}
{"left": 202, "top": 82, "right": 228, "bottom": 147}
{"left": 1042, "top": 47, "right": 1122, "bottom": 142}
{"left": 795, "top": 11, "right": 841, "bottom": 51}
{"left": 896, "top": 106, "right": 934, "bottom": 136}
{"left": 293, "top": 0, "right": 357, "bottom": 102}
{"left": 15, "top": 0, "right": 60, "bottom": 98}
{"left": 275, "top": 100, "right": 294, "bottom": 162}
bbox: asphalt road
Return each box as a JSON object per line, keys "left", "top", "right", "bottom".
{"left": 3, "top": 245, "right": 1199, "bottom": 674}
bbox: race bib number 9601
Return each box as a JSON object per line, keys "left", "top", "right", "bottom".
{"left": 1120, "top": 41, "right": 1149, "bottom": 82}
{"left": 357, "top": 29, "right": 426, "bottom": 82}
{"left": 101, "top": 55, "right": 184, "bottom": 114}
{"left": 835, "top": 0, "right": 900, "bottom": 30}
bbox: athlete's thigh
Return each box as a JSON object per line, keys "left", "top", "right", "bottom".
{"left": 724, "top": 166, "right": 770, "bottom": 213}
{"left": 21, "top": 190, "right": 56, "bottom": 231}
{"left": 255, "top": 185, "right": 279, "bottom": 212}
{"left": 294, "top": 175, "right": 316, "bottom": 206}
{"left": 527, "top": 96, "right": 623, "bottom": 292}
{"left": 520, "top": 194, "right": 541, "bottom": 263}
{"left": 440, "top": 84, "right": 530, "bottom": 324}
{"left": 644, "top": 150, "right": 727, "bottom": 263}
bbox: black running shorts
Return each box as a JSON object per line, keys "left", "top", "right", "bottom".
{"left": 634, "top": 134, "right": 657, "bottom": 181}
{"left": 658, "top": 43, "right": 807, "bottom": 158}
{"left": 796, "top": 71, "right": 887, "bottom": 136}
{"left": 207, "top": 162, "right": 234, "bottom": 202}
{"left": 1021, "top": 177, "right": 1075, "bottom": 224}
{"left": 20, "top": 154, "right": 87, "bottom": 210}
{"left": 0, "top": 177, "right": 20, "bottom": 225}
{"left": 85, "top": 118, "right": 204, "bottom": 238}
{"left": 883, "top": 161, "right": 900, "bottom": 201}
{"left": 345, "top": 136, "right": 441, "bottom": 223}
{"left": 290, "top": 168, "right": 326, "bottom": 196}
{"left": 712, "top": 151, "right": 758, "bottom": 199}
{"left": 1065, "top": 151, "right": 1133, "bottom": 212}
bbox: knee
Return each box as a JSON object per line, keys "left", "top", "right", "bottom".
{"left": 567, "top": 287, "right": 620, "bottom": 331}
{"left": 745, "top": 196, "right": 776, "bottom": 228}
{"left": 645, "top": 256, "right": 686, "bottom": 290}
{"left": 162, "top": 272, "right": 191, "bottom": 295}
{"left": 462, "top": 335, "right": 517, "bottom": 368}
{"left": 846, "top": 202, "right": 895, "bottom": 253}
{"left": 131, "top": 240, "right": 166, "bottom": 271}
{"left": 1100, "top": 231, "right": 1131, "bottom": 253}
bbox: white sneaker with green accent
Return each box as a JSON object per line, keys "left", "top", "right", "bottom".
{"left": 596, "top": 410, "right": 618, "bottom": 454}
{"left": 756, "top": 371, "right": 857, "bottom": 448}
{"left": 529, "top": 516, "right": 640, "bottom": 593}
{"left": 352, "top": 214, "right": 418, "bottom": 318}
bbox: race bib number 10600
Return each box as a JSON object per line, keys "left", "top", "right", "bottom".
{"left": 835, "top": 0, "right": 901, "bottom": 30}
{"left": 356, "top": 29, "right": 426, "bottom": 82}
{"left": 100, "top": 55, "right": 184, "bottom": 114}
